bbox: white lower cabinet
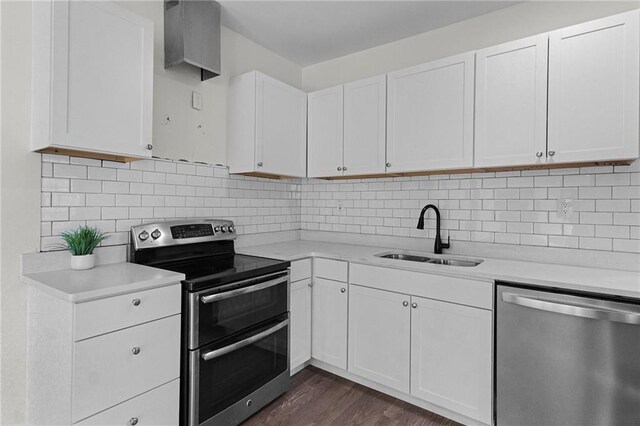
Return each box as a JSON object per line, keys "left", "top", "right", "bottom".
{"left": 348, "top": 285, "right": 410, "bottom": 393}
{"left": 72, "top": 315, "right": 180, "bottom": 422}
{"left": 26, "top": 282, "right": 181, "bottom": 425}
{"left": 410, "top": 296, "right": 493, "bottom": 425}
{"left": 290, "top": 277, "right": 312, "bottom": 371}
{"left": 77, "top": 379, "right": 179, "bottom": 425}
{"left": 312, "top": 277, "right": 348, "bottom": 369}
{"left": 346, "top": 263, "right": 493, "bottom": 424}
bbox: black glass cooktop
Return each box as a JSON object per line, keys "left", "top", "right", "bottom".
{"left": 157, "top": 253, "right": 290, "bottom": 291}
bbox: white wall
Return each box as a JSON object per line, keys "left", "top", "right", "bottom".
{"left": 1, "top": 2, "right": 41, "bottom": 423}
{"left": 0, "top": 1, "right": 301, "bottom": 423}
{"left": 117, "top": 1, "right": 303, "bottom": 164}
{"left": 302, "top": 1, "right": 640, "bottom": 91}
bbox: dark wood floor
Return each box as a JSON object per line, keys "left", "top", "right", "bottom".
{"left": 243, "top": 366, "right": 460, "bottom": 426}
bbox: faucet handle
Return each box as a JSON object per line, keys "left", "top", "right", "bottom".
{"left": 442, "top": 235, "right": 450, "bottom": 249}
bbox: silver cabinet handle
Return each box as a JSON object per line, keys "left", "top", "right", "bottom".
{"left": 502, "top": 293, "right": 640, "bottom": 325}
{"left": 257, "top": 162, "right": 263, "bottom": 167}
{"left": 129, "top": 418, "right": 138, "bottom": 425}
{"left": 337, "top": 167, "right": 342, "bottom": 171}
{"left": 386, "top": 162, "right": 391, "bottom": 168}
{"left": 131, "top": 347, "right": 140, "bottom": 355}
{"left": 341, "top": 288, "right": 346, "bottom": 293}
{"left": 132, "top": 299, "right": 141, "bottom": 306}
{"left": 411, "top": 302, "right": 417, "bottom": 309}
{"left": 201, "top": 319, "right": 289, "bottom": 361}
{"left": 145, "top": 144, "right": 152, "bottom": 151}
{"left": 536, "top": 152, "right": 543, "bottom": 158}
{"left": 403, "top": 301, "right": 409, "bottom": 307}
{"left": 548, "top": 151, "right": 555, "bottom": 157}
{"left": 200, "top": 275, "right": 287, "bottom": 304}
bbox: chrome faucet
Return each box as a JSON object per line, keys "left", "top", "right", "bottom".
{"left": 417, "top": 204, "right": 450, "bottom": 254}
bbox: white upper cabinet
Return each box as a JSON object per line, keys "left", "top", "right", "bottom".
{"left": 475, "top": 35, "right": 549, "bottom": 167}
{"left": 386, "top": 53, "right": 475, "bottom": 173}
{"left": 343, "top": 75, "right": 387, "bottom": 176}
{"left": 548, "top": 10, "right": 640, "bottom": 164}
{"left": 307, "top": 86, "right": 344, "bottom": 178}
{"left": 32, "top": 0, "right": 154, "bottom": 161}
{"left": 307, "top": 75, "right": 386, "bottom": 178}
{"left": 228, "top": 71, "right": 307, "bottom": 178}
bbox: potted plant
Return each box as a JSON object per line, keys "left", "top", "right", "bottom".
{"left": 60, "top": 226, "right": 108, "bottom": 270}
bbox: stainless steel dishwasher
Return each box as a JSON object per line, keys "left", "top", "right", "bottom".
{"left": 496, "top": 282, "right": 640, "bottom": 426}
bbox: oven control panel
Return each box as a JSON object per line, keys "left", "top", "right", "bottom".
{"left": 130, "top": 219, "right": 236, "bottom": 250}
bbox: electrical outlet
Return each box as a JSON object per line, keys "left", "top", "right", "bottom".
{"left": 336, "top": 200, "right": 346, "bottom": 216}
{"left": 557, "top": 198, "right": 574, "bottom": 219}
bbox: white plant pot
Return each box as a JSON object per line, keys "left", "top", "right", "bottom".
{"left": 70, "top": 254, "right": 96, "bottom": 271}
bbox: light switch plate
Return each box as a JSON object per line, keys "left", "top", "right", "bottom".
{"left": 192, "top": 91, "right": 202, "bottom": 110}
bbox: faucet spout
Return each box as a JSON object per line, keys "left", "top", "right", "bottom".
{"left": 417, "top": 204, "right": 450, "bottom": 254}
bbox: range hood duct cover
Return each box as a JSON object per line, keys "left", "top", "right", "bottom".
{"left": 164, "top": 0, "right": 220, "bottom": 81}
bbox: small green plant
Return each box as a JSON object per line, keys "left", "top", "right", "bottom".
{"left": 59, "top": 226, "right": 108, "bottom": 256}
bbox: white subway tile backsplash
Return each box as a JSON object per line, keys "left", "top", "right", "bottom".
{"left": 40, "top": 155, "right": 640, "bottom": 254}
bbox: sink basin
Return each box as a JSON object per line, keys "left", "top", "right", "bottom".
{"left": 426, "top": 258, "right": 482, "bottom": 267}
{"left": 377, "top": 253, "right": 432, "bottom": 262}
{"left": 376, "top": 252, "right": 483, "bottom": 267}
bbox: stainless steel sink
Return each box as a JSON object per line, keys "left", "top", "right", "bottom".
{"left": 376, "top": 252, "right": 483, "bottom": 267}
{"left": 377, "top": 253, "right": 432, "bottom": 262}
{"left": 426, "top": 258, "right": 482, "bottom": 267}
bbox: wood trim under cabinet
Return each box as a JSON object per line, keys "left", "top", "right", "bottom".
{"left": 315, "top": 159, "right": 634, "bottom": 180}
{"left": 37, "top": 147, "right": 145, "bottom": 163}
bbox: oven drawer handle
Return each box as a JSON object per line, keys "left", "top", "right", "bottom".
{"left": 201, "top": 318, "right": 289, "bottom": 361}
{"left": 200, "top": 276, "right": 288, "bottom": 304}
{"left": 502, "top": 293, "right": 640, "bottom": 325}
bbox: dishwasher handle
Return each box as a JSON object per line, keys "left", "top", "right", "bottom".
{"left": 502, "top": 292, "right": 640, "bottom": 325}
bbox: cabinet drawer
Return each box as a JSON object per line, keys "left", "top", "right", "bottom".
{"left": 74, "top": 284, "right": 180, "bottom": 341}
{"left": 314, "top": 258, "right": 348, "bottom": 282}
{"left": 350, "top": 263, "right": 492, "bottom": 309}
{"left": 77, "top": 379, "right": 179, "bottom": 425}
{"left": 290, "top": 258, "right": 312, "bottom": 282}
{"left": 72, "top": 315, "right": 180, "bottom": 422}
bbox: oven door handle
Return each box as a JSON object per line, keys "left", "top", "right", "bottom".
{"left": 201, "top": 318, "right": 289, "bottom": 361}
{"left": 200, "top": 275, "right": 288, "bottom": 304}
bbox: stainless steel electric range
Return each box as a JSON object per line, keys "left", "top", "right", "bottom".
{"left": 129, "top": 219, "right": 291, "bottom": 426}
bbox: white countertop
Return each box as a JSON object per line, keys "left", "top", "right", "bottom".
{"left": 22, "top": 262, "right": 185, "bottom": 302}
{"left": 238, "top": 240, "right": 640, "bottom": 299}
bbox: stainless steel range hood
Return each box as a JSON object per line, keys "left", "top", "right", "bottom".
{"left": 164, "top": 0, "right": 221, "bottom": 81}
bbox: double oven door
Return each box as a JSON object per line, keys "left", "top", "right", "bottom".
{"left": 185, "top": 271, "right": 290, "bottom": 426}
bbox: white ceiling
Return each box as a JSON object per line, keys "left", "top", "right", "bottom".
{"left": 220, "top": 1, "right": 519, "bottom": 67}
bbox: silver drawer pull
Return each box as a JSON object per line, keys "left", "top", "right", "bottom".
{"left": 201, "top": 319, "right": 289, "bottom": 361}
{"left": 132, "top": 299, "right": 141, "bottom": 306}
{"left": 131, "top": 347, "right": 141, "bottom": 355}
{"left": 129, "top": 418, "right": 139, "bottom": 425}
{"left": 502, "top": 293, "right": 640, "bottom": 325}
{"left": 200, "top": 276, "right": 287, "bottom": 304}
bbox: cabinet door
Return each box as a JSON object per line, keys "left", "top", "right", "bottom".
{"left": 410, "top": 296, "right": 492, "bottom": 424}
{"left": 475, "top": 35, "right": 548, "bottom": 167}
{"left": 387, "top": 53, "right": 474, "bottom": 173}
{"left": 343, "top": 75, "right": 387, "bottom": 176}
{"left": 308, "top": 86, "right": 344, "bottom": 177}
{"left": 548, "top": 10, "right": 640, "bottom": 163}
{"left": 290, "top": 278, "right": 312, "bottom": 372}
{"left": 255, "top": 72, "right": 307, "bottom": 177}
{"left": 33, "top": 0, "right": 153, "bottom": 158}
{"left": 348, "top": 285, "right": 410, "bottom": 393}
{"left": 311, "top": 278, "right": 348, "bottom": 369}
